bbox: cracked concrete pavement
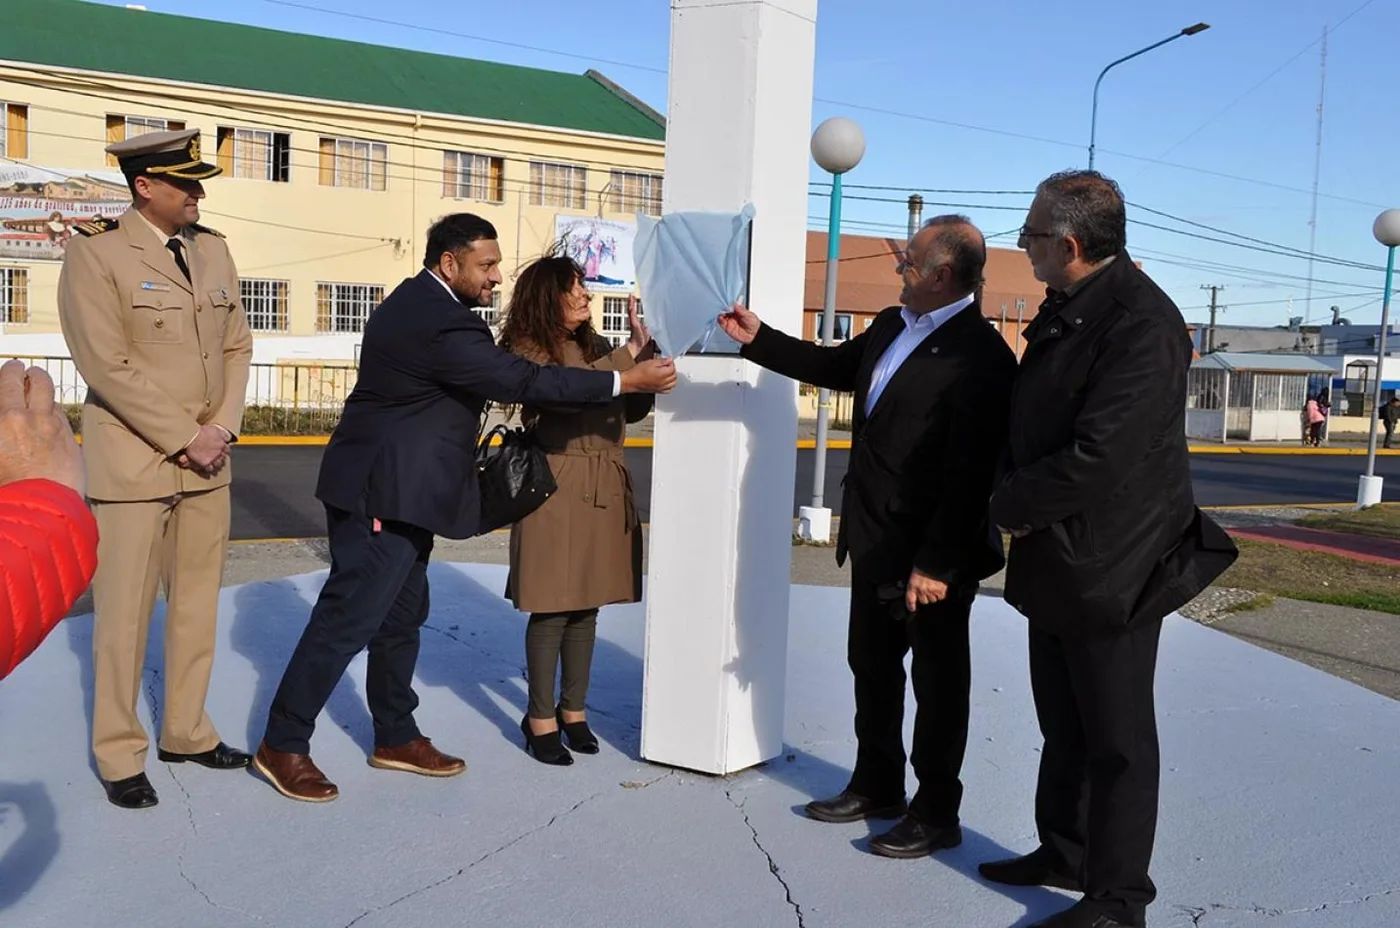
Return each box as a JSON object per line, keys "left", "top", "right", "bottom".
{"left": 7, "top": 562, "right": 1400, "bottom": 926}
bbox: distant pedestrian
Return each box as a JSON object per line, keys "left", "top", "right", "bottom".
{"left": 1381, "top": 397, "right": 1399, "bottom": 448}
{"left": 1304, "top": 396, "right": 1324, "bottom": 447}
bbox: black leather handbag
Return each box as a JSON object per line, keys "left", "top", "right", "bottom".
{"left": 475, "top": 417, "right": 556, "bottom": 534}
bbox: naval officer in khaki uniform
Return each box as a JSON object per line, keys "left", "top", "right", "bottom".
{"left": 57, "top": 128, "right": 255, "bottom": 809}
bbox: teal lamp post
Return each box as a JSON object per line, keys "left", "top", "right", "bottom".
{"left": 1089, "top": 23, "right": 1209, "bottom": 169}
{"left": 801, "top": 116, "right": 865, "bottom": 543}
{"left": 1358, "top": 209, "right": 1400, "bottom": 508}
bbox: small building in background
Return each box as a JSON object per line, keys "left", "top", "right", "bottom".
{"left": 1186, "top": 352, "right": 1339, "bottom": 443}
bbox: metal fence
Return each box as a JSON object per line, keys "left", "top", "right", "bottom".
{"left": 798, "top": 383, "right": 855, "bottom": 428}
{"left": 3, "top": 355, "right": 358, "bottom": 435}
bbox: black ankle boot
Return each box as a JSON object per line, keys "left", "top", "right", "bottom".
{"left": 556, "top": 705, "right": 600, "bottom": 754}
{"left": 520, "top": 715, "right": 573, "bottom": 766}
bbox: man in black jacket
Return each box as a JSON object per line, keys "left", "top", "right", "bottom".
{"left": 718, "top": 215, "right": 1015, "bottom": 859}
{"left": 253, "top": 214, "right": 676, "bottom": 802}
{"left": 979, "top": 171, "right": 1237, "bottom": 928}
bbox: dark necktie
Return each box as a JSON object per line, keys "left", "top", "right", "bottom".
{"left": 165, "top": 238, "right": 191, "bottom": 283}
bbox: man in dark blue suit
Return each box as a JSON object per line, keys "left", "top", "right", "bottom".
{"left": 252, "top": 214, "right": 676, "bottom": 802}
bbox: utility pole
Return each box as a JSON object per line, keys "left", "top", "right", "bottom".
{"left": 1202, "top": 284, "right": 1225, "bottom": 353}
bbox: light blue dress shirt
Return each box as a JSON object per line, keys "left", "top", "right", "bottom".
{"left": 863, "top": 294, "right": 974, "bottom": 417}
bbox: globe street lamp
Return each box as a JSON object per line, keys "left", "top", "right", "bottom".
{"left": 1358, "top": 209, "right": 1400, "bottom": 508}
{"left": 1089, "top": 22, "right": 1210, "bottom": 170}
{"left": 801, "top": 116, "right": 865, "bottom": 544}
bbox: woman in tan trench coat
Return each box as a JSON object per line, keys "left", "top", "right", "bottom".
{"left": 498, "top": 255, "right": 654, "bottom": 766}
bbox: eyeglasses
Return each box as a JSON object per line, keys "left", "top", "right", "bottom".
{"left": 1018, "top": 225, "right": 1054, "bottom": 239}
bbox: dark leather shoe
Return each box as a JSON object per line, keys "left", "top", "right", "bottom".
{"left": 868, "top": 815, "right": 962, "bottom": 859}
{"left": 158, "top": 741, "right": 252, "bottom": 770}
{"left": 369, "top": 737, "right": 466, "bottom": 777}
{"left": 252, "top": 742, "right": 338, "bottom": 802}
{"left": 979, "top": 847, "right": 1082, "bottom": 891}
{"left": 1029, "top": 900, "right": 1138, "bottom": 927}
{"left": 102, "top": 773, "right": 158, "bottom": 809}
{"left": 804, "top": 789, "right": 907, "bottom": 823}
{"left": 556, "top": 706, "right": 599, "bottom": 754}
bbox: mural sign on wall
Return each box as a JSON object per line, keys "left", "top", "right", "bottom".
{"left": 553, "top": 216, "right": 637, "bottom": 293}
{"left": 0, "top": 165, "right": 131, "bottom": 261}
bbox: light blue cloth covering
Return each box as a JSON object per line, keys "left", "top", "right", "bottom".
{"left": 634, "top": 205, "right": 754, "bottom": 357}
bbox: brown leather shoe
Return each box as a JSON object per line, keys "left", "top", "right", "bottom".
{"left": 368, "top": 737, "right": 466, "bottom": 777}
{"left": 252, "top": 742, "right": 339, "bottom": 802}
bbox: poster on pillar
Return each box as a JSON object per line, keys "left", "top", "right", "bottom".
{"left": 634, "top": 206, "right": 753, "bottom": 357}
{"left": 554, "top": 216, "right": 637, "bottom": 293}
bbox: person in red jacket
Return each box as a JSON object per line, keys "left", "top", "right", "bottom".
{"left": 0, "top": 359, "right": 97, "bottom": 681}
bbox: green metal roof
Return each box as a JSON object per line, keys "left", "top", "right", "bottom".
{"left": 2, "top": 0, "right": 666, "bottom": 141}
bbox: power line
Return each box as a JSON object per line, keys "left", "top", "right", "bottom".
{"left": 1126, "top": 202, "right": 1381, "bottom": 271}
{"left": 10, "top": 5, "right": 1390, "bottom": 210}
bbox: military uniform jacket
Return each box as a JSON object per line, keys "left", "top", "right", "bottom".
{"left": 57, "top": 208, "right": 253, "bottom": 501}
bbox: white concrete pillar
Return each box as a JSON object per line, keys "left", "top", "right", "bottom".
{"left": 639, "top": 0, "right": 817, "bottom": 775}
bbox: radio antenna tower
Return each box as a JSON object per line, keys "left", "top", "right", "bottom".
{"left": 1304, "top": 26, "right": 1327, "bottom": 321}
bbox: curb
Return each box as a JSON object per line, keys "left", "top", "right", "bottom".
{"left": 166, "top": 436, "right": 1400, "bottom": 454}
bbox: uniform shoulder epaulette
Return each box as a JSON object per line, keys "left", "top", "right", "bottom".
{"left": 73, "top": 217, "right": 119, "bottom": 237}
{"left": 187, "top": 222, "right": 225, "bottom": 238}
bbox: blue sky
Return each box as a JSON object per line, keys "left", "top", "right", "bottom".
{"left": 93, "top": 0, "right": 1399, "bottom": 328}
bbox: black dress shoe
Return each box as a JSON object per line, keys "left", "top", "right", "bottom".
{"left": 804, "top": 789, "right": 907, "bottom": 823}
{"left": 979, "top": 847, "right": 1082, "bottom": 891}
{"left": 157, "top": 742, "right": 252, "bottom": 770}
{"left": 521, "top": 716, "right": 573, "bottom": 766}
{"left": 868, "top": 815, "right": 962, "bottom": 859}
{"left": 102, "top": 773, "right": 158, "bottom": 810}
{"left": 1029, "top": 900, "right": 1139, "bottom": 927}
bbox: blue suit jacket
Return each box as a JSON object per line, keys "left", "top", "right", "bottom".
{"left": 315, "top": 269, "right": 616, "bottom": 538}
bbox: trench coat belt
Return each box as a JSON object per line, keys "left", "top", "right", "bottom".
{"left": 546, "top": 446, "right": 637, "bottom": 529}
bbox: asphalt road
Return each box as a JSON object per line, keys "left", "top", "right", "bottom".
{"left": 227, "top": 445, "right": 1400, "bottom": 540}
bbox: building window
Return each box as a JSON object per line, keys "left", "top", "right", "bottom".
{"left": 601, "top": 296, "right": 641, "bottom": 346}
{"left": 217, "top": 127, "right": 291, "bottom": 182}
{"left": 239, "top": 278, "right": 290, "bottom": 331}
{"left": 443, "top": 151, "right": 504, "bottom": 203}
{"left": 0, "top": 268, "right": 29, "bottom": 324}
{"left": 105, "top": 114, "right": 185, "bottom": 166}
{"left": 315, "top": 282, "right": 384, "bottom": 333}
{"left": 609, "top": 170, "right": 663, "bottom": 216}
{"left": 529, "top": 161, "right": 586, "bottom": 210}
{"left": 0, "top": 103, "right": 29, "bottom": 159}
{"left": 1015, "top": 298, "right": 1027, "bottom": 312}
{"left": 318, "top": 137, "right": 387, "bottom": 191}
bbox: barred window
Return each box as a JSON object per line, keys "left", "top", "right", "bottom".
{"left": 0, "top": 267, "right": 28, "bottom": 324}
{"left": 315, "top": 282, "right": 384, "bottom": 333}
{"left": 239, "top": 278, "right": 289, "bottom": 331}
{"left": 601, "top": 296, "right": 640, "bottom": 347}
{"left": 443, "top": 151, "right": 504, "bottom": 202}
{"left": 318, "top": 137, "right": 387, "bottom": 191}
{"left": 476, "top": 290, "right": 502, "bottom": 327}
{"left": 609, "top": 170, "right": 663, "bottom": 216}
{"left": 528, "top": 161, "right": 586, "bottom": 210}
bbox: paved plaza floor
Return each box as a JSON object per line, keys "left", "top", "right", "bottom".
{"left": 3, "top": 563, "right": 1398, "bottom": 927}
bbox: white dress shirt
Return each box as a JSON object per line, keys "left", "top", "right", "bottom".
{"left": 428, "top": 270, "right": 621, "bottom": 397}
{"left": 864, "top": 293, "right": 974, "bottom": 417}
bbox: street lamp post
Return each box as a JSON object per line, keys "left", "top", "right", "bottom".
{"left": 800, "top": 116, "right": 865, "bottom": 544}
{"left": 1357, "top": 209, "right": 1400, "bottom": 508}
{"left": 1088, "top": 22, "right": 1209, "bottom": 170}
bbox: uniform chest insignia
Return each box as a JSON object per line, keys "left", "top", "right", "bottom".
{"left": 74, "top": 217, "right": 119, "bottom": 237}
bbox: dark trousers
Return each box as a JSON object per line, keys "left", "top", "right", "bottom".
{"left": 264, "top": 505, "right": 434, "bottom": 754}
{"left": 525, "top": 609, "right": 598, "bottom": 720}
{"left": 845, "top": 574, "right": 973, "bottom": 827}
{"left": 1030, "top": 619, "right": 1164, "bottom": 925}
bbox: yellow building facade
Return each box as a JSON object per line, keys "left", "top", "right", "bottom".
{"left": 0, "top": 0, "right": 666, "bottom": 370}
